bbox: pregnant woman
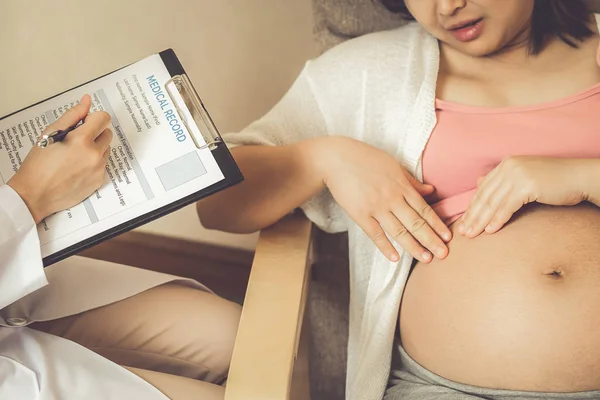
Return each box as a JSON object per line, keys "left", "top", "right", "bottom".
{"left": 197, "top": 1, "right": 600, "bottom": 398}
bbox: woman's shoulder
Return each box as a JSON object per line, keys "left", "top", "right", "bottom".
{"left": 305, "top": 22, "right": 437, "bottom": 81}
{"left": 313, "top": 23, "right": 434, "bottom": 64}
{"left": 342, "top": 22, "right": 433, "bottom": 51}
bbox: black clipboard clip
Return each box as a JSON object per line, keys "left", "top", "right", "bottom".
{"left": 165, "top": 74, "right": 223, "bottom": 151}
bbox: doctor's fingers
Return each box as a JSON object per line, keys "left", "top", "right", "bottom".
{"left": 102, "top": 147, "right": 111, "bottom": 166}
{"left": 69, "top": 111, "right": 112, "bottom": 143}
{"left": 94, "top": 128, "right": 113, "bottom": 152}
{"left": 44, "top": 95, "right": 92, "bottom": 133}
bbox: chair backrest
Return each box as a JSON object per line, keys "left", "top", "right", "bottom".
{"left": 312, "top": 0, "right": 404, "bottom": 52}
{"left": 313, "top": 0, "right": 600, "bottom": 53}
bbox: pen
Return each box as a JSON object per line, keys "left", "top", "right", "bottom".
{"left": 37, "top": 119, "right": 85, "bottom": 148}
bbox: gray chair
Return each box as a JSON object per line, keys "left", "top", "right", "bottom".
{"left": 307, "top": 4, "right": 406, "bottom": 398}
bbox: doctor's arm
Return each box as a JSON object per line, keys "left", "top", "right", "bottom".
{"left": 0, "top": 95, "right": 112, "bottom": 309}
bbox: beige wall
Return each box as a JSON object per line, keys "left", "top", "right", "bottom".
{"left": 0, "top": 0, "right": 316, "bottom": 250}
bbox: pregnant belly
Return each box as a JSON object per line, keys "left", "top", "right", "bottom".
{"left": 399, "top": 203, "right": 600, "bottom": 392}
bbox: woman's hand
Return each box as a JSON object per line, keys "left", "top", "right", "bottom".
{"left": 459, "top": 156, "right": 593, "bottom": 238}
{"left": 321, "top": 137, "right": 452, "bottom": 263}
{"left": 7, "top": 95, "right": 112, "bottom": 224}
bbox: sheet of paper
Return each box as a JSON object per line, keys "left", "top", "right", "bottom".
{"left": 0, "top": 54, "right": 225, "bottom": 258}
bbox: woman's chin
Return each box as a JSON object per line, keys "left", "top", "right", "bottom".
{"left": 441, "top": 37, "right": 512, "bottom": 58}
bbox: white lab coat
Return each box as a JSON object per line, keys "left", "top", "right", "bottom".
{"left": 0, "top": 184, "right": 210, "bottom": 399}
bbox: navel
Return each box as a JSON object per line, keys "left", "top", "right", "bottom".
{"left": 543, "top": 267, "right": 565, "bottom": 280}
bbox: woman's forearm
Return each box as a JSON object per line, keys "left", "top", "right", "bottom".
{"left": 196, "top": 138, "right": 329, "bottom": 233}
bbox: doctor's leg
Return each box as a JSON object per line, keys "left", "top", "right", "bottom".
{"left": 31, "top": 283, "right": 241, "bottom": 397}
{"left": 124, "top": 366, "right": 225, "bottom": 399}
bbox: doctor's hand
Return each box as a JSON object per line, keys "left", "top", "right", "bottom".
{"left": 321, "top": 136, "right": 452, "bottom": 263}
{"left": 7, "top": 94, "right": 113, "bottom": 224}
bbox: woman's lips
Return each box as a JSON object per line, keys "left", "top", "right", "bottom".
{"left": 449, "top": 19, "right": 484, "bottom": 42}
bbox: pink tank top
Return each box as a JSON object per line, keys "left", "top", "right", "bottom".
{"left": 422, "top": 82, "right": 600, "bottom": 226}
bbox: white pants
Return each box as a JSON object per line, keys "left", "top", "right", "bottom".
{"left": 0, "top": 256, "right": 241, "bottom": 399}
{"left": 33, "top": 283, "right": 241, "bottom": 399}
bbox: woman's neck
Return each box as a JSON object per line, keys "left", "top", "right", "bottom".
{"left": 440, "top": 16, "right": 600, "bottom": 82}
{"left": 436, "top": 30, "right": 600, "bottom": 107}
{"left": 439, "top": 35, "right": 590, "bottom": 83}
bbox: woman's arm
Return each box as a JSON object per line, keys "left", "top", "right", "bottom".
{"left": 197, "top": 139, "right": 327, "bottom": 234}
{"left": 199, "top": 134, "right": 452, "bottom": 263}
{"left": 202, "top": 57, "right": 451, "bottom": 261}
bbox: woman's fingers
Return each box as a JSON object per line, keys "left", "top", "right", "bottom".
{"left": 402, "top": 171, "right": 450, "bottom": 242}
{"left": 461, "top": 175, "right": 491, "bottom": 234}
{"left": 484, "top": 190, "right": 524, "bottom": 234}
{"left": 461, "top": 177, "right": 507, "bottom": 237}
{"left": 405, "top": 192, "right": 452, "bottom": 243}
{"left": 467, "top": 194, "right": 503, "bottom": 236}
{"left": 403, "top": 169, "right": 436, "bottom": 196}
{"left": 414, "top": 182, "right": 435, "bottom": 196}
{"left": 460, "top": 169, "right": 501, "bottom": 234}
{"left": 360, "top": 216, "right": 447, "bottom": 263}
{"left": 362, "top": 198, "right": 450, "bottom": 264}
{"left": 391, "top": 202, "right": 448, "bottom": 260}
{"left": 361, "top": 217, "right": 400, "bottom": 262}
{"left": 363, "top": 180, "right": 451, "bottom": 263}
{"left": 377, "top": 212, "right": 433, "bottom": 263}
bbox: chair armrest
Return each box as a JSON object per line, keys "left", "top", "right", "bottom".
{"left": 225, "top": 213, "right": 314, "bottom": 400}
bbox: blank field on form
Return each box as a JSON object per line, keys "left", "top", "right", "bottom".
{"left": 155, "top": 151, "right": 207, "bottom": 191}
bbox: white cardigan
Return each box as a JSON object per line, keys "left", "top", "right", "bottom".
{"left": 226, "top": 15, "right": 600, "bottom": 399}
{"left": 225, "top": 21, "right": 439, "bottom": 399}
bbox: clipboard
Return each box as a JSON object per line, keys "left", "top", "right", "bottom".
{"left": 0, "top": 49, "right": 244, "bottom": 267}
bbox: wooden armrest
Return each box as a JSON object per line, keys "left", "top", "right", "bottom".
{"left": 225, "top": 213, "right": 314, "bottom": 400}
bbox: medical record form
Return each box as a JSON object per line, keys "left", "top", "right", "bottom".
{"left": 0, "top": 49, "right": 242, "bottom": 265}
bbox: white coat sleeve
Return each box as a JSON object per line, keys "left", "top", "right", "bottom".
{"left": 0, "top": 184, "right": 47, "bottom": 310}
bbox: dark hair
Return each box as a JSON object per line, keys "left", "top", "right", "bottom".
{"left": 380, "top": 0, "right": 594, "bottom": 54}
